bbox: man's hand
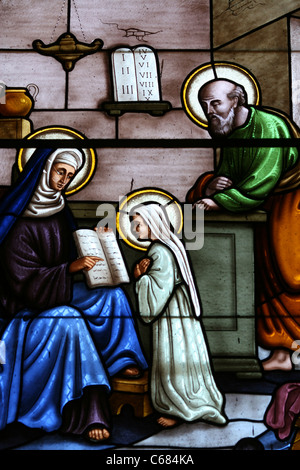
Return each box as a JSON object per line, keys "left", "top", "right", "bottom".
{"left": 69, "top": 256, "right": 103, "bottom": 273}
{"left": 134, "top": 258, "right": 151, "bottom": 279}
{"left": 205, "top": 176, "right": 233, "bottom": 196}
{"left": 194, "top": 198, "right": 220, "bottom": 211}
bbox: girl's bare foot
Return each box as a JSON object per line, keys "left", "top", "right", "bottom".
{"left": 262, "top": 349, "right": 292, "bottom": 371}
{"left": 87, "top": 427, "right": 110, "bottom": 442}
{"left": 157, "top": 416, "right": 179, "bottom": 428}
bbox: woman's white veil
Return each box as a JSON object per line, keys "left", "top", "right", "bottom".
{"left": 23, "top": 148, "right": 83, "bottom": 218}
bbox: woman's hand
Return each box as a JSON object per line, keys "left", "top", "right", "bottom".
{"left": 94, "top": 226, "right": 113, "bottom": 233}
{"left": 134, "top": 258, "right": 151, "bottom": 278}
{"left": 69, "top": 256, "right": 103, "bottom": 273}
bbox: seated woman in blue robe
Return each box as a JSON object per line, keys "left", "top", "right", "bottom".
{"left": 0, "top": 147, "right": 148, "bottom": 443}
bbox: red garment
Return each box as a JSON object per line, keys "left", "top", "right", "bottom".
{"left": 266, "top": 383, "right": 300, "bottom": 440}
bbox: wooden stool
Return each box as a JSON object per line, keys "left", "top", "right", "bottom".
{"left": 109, "top": 370, "right": 153, "bottom": 418}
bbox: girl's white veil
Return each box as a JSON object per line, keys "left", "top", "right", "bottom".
{"left": 132, "top": 203, "right": 201, "bottom": 317}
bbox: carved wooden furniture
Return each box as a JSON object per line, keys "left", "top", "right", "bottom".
{"left": 109, "top": 371, "right": 153, "bottom": 418}
{"left": 0, "top": 118, "right": 32, "bottom": 139}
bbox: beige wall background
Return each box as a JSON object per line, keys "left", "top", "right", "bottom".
{"left": 0, "top": 0, "right": 299, "bottom": 202}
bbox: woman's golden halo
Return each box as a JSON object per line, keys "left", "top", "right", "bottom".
{"left": 17, "top": 126, "right": 97, "bottom": 195}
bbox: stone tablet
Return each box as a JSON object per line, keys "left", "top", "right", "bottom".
{"left": 112, "top": 47, "right": 138, "bottom": 102}
{"left": 112, "top": 46, "right": 160, "bottom": 102}
{"left": 133, "top": 46, "right": 160, "bottom": 101}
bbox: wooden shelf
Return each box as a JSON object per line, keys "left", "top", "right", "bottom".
{"left": 0, "top": 118, "right": 32, "bottom": 139}
{"left": 102, "top": 101, "right": 172, "bottom": 116}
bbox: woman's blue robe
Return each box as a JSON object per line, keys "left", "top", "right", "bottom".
{"left": 0, "top": 148, "right": 147, "bottom": 432}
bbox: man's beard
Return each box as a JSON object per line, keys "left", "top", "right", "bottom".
{"left": 208, "top": 106, "right": 235, "bottom": 137}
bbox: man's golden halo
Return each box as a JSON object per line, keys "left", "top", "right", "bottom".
{"left": 116, "top": 188, "right": 183, "bottom": 251}
{"left": 17, "top": 126, "right": 97, "bottom": 195}
{"left": 182, "top": 62, "right": 261, "bottom": 128}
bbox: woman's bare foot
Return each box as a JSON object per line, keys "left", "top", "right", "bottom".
{"left": 157, "top": 416, "right": 179, "bottom": 428}
{"left": 262, "top": 349, "right": 292, "bottom": 371}
{"left": 87, "top": 427, "right": 110, "bottom": 442}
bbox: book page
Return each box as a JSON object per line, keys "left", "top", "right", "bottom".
{"left": 97, "top": 230, "right": 130, "bottom": 284}
{"left": 73, "top": 229, "right": 114, "bottom": 287}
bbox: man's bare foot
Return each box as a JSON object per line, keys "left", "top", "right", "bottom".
{"left": 262, "top": 349, "right": 292, "bottom": 371}
{"left": 157, "top": 416, "right": 179, "bottom": 428}
{"left": 119, "top": 367, "right": 142, "bottom": 378}
{"left": 87, "top": 427, "right": 110, "bottom": 442}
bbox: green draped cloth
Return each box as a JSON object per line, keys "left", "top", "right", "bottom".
{"left": 187, "top": 106, "right": 300, "bottom": 351}
{"left": 213, "top": 107, "right": 298, "bottom": 211}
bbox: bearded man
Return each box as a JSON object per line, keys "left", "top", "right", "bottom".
{"left": 186, "top": 78, "right": 300, "bottom": 371}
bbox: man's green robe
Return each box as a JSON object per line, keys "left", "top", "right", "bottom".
{"left": 186, "top": 106, "right": 300, "bottom": 351}
{"left": 213, "top": 106, "right": 298, "bottom": 212}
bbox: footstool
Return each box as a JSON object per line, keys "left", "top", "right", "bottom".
{"left": 109, "top": 370, "right": 153, "bottom": 418}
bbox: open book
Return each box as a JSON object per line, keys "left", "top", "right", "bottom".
{"left": 73, "top": 229, "right": 130, "bottom": 288}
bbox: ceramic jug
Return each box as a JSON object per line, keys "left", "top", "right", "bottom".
{"left": 0, "top": 84, "right": 38, "bottom": 117}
